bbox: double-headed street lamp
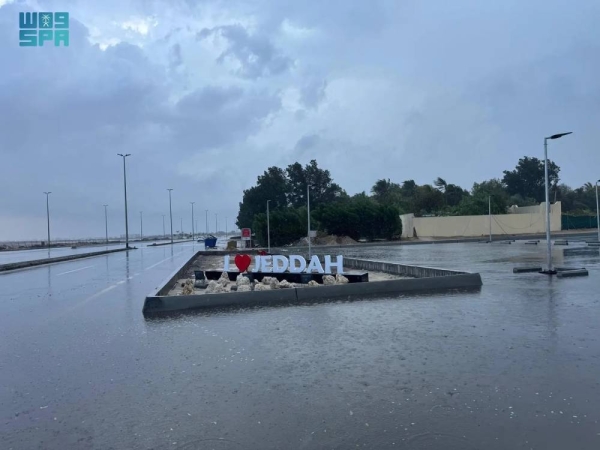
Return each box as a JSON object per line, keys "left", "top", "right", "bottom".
{"left": 43, "top": 192, "right": 51, "bottom": 248}
{"left": 542, "top": 132, "right": 572, "bottom": 274}
{"left": 117, "top": 153, "right": 131, "bottom": 249}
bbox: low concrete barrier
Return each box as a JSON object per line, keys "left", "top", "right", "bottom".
{"left": 557, "top": 269, "right": 589, "bottom": 278}
{"left": 343, "top": 258, "right": 467, "bottom": 277}
{"left": 144, "top": 288, "right": 298, "bottom": 314}
{"left": 0, "top": 248, "right": 130, "bottom": 273}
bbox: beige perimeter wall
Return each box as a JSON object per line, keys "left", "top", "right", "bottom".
{"left": 400, "top": 202, "right": 561, "bottom": 238}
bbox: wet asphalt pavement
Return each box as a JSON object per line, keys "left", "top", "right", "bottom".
{"left": 1, "top": 241, "right": 599, "bottom": 449}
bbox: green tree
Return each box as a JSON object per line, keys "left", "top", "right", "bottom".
{"left": 286, "top": 160, "right": 345, "bottom": 208}
{"left": 455, "top": 179, "right": 509, "bottom": 215}
{"left": 314, "top": 195, "right": 402, "bottom": 241}
{"left": 502, "top": 156, "right": 560, "bottom": 203}
{"left": 413, "top": 185, "right": 445, "bottom": 215}
{"left": 371, "top": 178, "right": 403, "bottom": 206}
{"left": 236, "top": 166, "right": 288, "bottom": 229}
{"left": 445, "top": 184, "right": 469, "bottom": 207}
{"left": 252, "top": 208, "right": 306, "bottom": 247}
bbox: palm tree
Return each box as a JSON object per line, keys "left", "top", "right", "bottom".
{"left": 433, "top": 177, "right": 447, "bottom": 192}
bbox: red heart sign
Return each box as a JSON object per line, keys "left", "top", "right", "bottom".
{"left": 234, "top": 254, "right": 252, "bottom": 272}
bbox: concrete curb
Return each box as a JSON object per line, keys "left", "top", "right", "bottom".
{"left": 147, "top": 240, "right": 194, "bottom": 247}
{"left": 143, "top": 254, "right": 483, "bottom": 315}
{"left": 0, "top": 247, "right": 131, "bottom": 273}
{"left": 143, "top": 274, "right": 482, "bottom": 315}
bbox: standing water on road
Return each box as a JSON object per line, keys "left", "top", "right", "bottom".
{"left": 0, "top": 241, "right": 599, "bottom": 449}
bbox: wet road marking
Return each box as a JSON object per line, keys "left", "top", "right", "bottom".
{"left": 50, "top": 253, "right": 188, "bottom": 321}
{"left": 56, "top": 265, "right": 95, "bottom": 276}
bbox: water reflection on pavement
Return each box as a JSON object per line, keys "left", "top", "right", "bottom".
{"left": 1, "top": 241, "right": 599, "bottom": 450}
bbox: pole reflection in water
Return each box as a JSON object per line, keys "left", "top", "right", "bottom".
{"left": 46, "top": 264, "right": 52, "bottom": 298}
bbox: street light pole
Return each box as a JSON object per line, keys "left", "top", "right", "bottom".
{"left": 162, "top": 215, "right": 166, "bottom": 239}
{"left": 488, "top": 196, "right": 492, "bottom": 243}
{"left": 140, "top": 211, "right": 143, "bottom": 241}
{"left": 595, "top": 180, "right": 600, "bottom": 242}
{"left": 543, "top": 132, "right": 572, "bottom": 274}
{"left": 307, "top": 185, "right": 311, "bottom": 259}
{"left": 267, "top": 200, "right": 271, "bottom": 253}
{"left": 190, "top": 202, "right": 195, "bottom": 242}
{"left": 117, "top": 153, "right": 131, "bottom": 249}
{"left": 215, "top": 213, "right": 218, "bottom": 235}
{"left": 205, "top": 210, "right": 208, "bottom": 234}
{"left": 167, "top": 189, "right": 174, "bottom": 244}
{"left": 180, "top": 217, "right": 183, "bottom": 237}
{"left": 104, "top": 204, "right": 108, "bottom": 244}
{"left": 44, "top": 192, "right": 51, "bottom": 248}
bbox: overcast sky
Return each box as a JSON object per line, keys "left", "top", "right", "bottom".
{"left": 1, "top": 0, "right": 599, "bottom": 241}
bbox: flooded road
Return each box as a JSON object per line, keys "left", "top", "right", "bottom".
{"left": 1, "top": 241, "right": 599, "bottom": 449}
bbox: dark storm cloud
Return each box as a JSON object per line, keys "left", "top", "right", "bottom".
{"left": 197, "top": 24, "right": 292, "bottom": 78}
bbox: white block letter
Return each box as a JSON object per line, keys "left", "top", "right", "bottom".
{"left": 324, "top": 255, "right": 344, "bottom": 274}
{"left": 306, "top": 255, "right": 324, "bottom": 274}
{"left": 224, "top": 255, "right": 230, "bottom": 271}
{"left": 251, "top": 255, "right": 261, "bottom": 272}
{"left": 289, "top": 255, "right": 306, "bottom": 273}
{"left": 261, "top": 255, "right": 273, "bottom": 272}
{"left": 272, "top": 255, "right": 289, "bottom": 273}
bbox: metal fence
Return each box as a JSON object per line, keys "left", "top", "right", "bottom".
{"left": 561, "top": 215, "right": 598, "bottom": 230}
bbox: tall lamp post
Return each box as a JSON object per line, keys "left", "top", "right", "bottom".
{"left": 162, "top": 214, "right": 166, "bottom": 239}
{"left": 103, "top": 204, "right": 109, "bottom": 244}
{"left": 542, "top": 132, "right": 572, "bottom": 274}
{"left": 44, "top": 191, "right": 51, "bottom": 248}
{"left": 140, "top": 211, "right": 143, "bottom": 241}
{"left": 215, "top": 213, "right": 218, "bottom": 236}
{"left": 596, "top": 180, "right": 600, "bottom": 242}
{"left": 488, "top": 196, "right": 492, "bottom": 243}
{"left": 267, "top": 200, "right": 271, "bottom": 253}
{"left": 117, "top": 153, "right": 131, "bottom": 249}
{"left": 205, "top": 210, "right": 208, "bottom": 235}
{"left": 167, "top": 189, "right": 174, "bottom": 244}
{"left": 307, "top": 185, "right": 312, "bottom": 259}
{"left": 180, "top": 218, "right": 183, "bottom": 238}
{"left": 190, "top": 202, "right": 195, "bottom": 241}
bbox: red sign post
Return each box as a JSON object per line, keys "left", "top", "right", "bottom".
{"left": 241, "top": 228, "right": 251, "bottom": 240}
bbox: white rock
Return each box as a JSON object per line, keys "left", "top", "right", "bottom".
{"left": 237, "top": 284, "right": 251, "bottom": 292}
{"left": 335, "top": 273, "right": 349, "bottom": 284}
{"left": 254, "top": 283, "right": 272, "bottom": 291}
{"left": 206, "top": 280, "right": 219, "bottom": 293}
{"left": 307, "top": 280, "right": 320, "bottom": 287}
{"left": 236, "top": 275, "right": 251, "bottom": 286}
{"left": 218, "top": 272, "right": 230, "bottom": 287}
{"left": 261, "top": 276, "right": 274, "bottom": 285}
{"left": 323, "top": 275, "right": 336, "bottom": 285}
{"left": 279, "top": 280, "right": 294, "bottom": 289}
{"left": 181, "top": 279, "right": 195, "bottom": 295}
